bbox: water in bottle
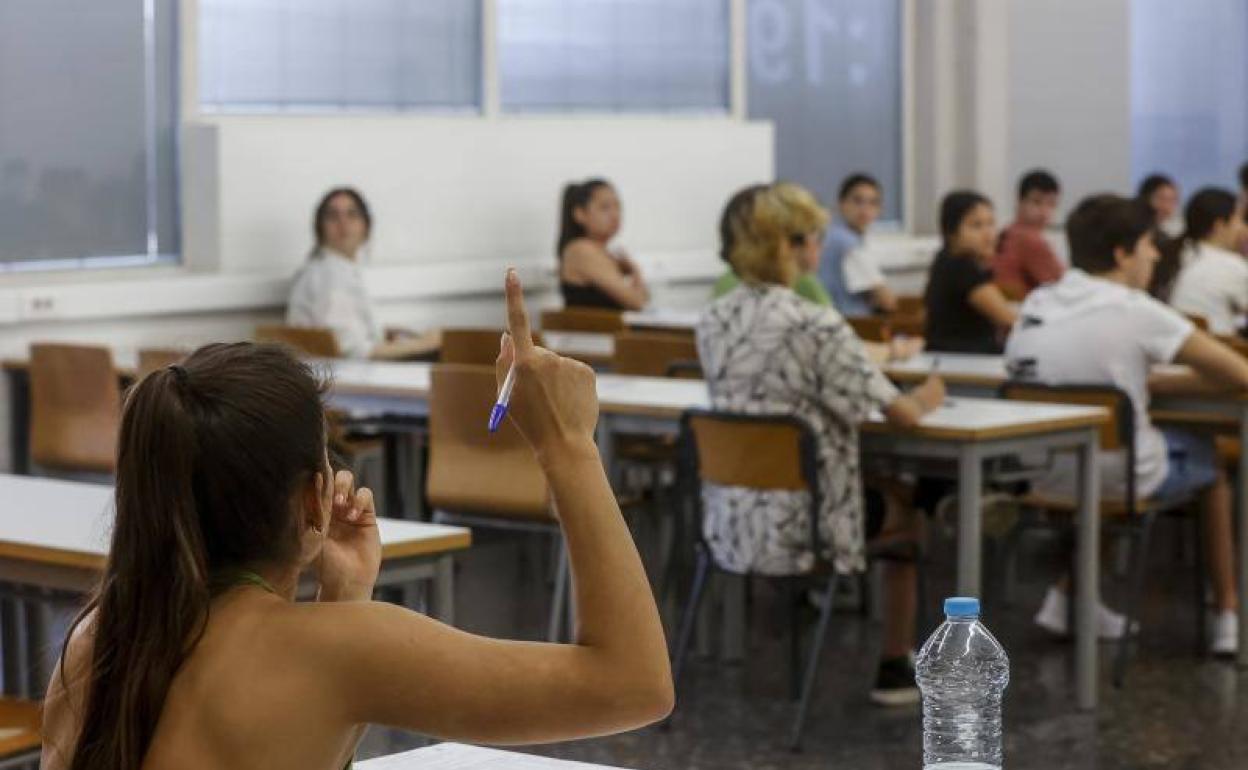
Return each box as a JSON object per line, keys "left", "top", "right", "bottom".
{"left": 915, "top": 597, "right": 1010, "bottom": 770}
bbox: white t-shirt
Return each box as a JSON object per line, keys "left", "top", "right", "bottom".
{"left": 1169, "top": 242, "right": 1248, "bottom": 336}
{"left": 1004, "top": 269, "right": 1195, "bottom": 500}
{"left": 286, "top": 248, "right": 380, "bottom": 359}
{"left": 842, "top": 237, "right": 887, "bottom": 294}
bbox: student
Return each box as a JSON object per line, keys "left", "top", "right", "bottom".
{"left": 286, "top": 188, "right": 429, "bottom": 360}
{"left": 711, "top": 183, "right": 833, "bottom": 306}
{"left": 1169, "top": 188, "right": 1248, "bottom": 335}
{"left": 698, "top": 182, "right": 945, "bottom": 705}
{"left": 41, "top": 278, "right": 674, "bottom": 769}
{"left": 1006, "top": 194, "right": 1248, "bottom": 652}
{"left": 923, "top": 191, "right": 1018, "bottom": 353}
{"left": 1137, "top": 173, "right": 1182, "bottom": 236}
{"left": 818, "top": 173, "right": 897, "bottom": 316}
{"left": 558, "top": 179, "right": 650, "bottom": 311}
{"left": 995, "top": 169, "right": 1065, "bottom": 299}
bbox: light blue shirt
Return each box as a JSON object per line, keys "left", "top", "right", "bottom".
{"left": 817, "top": 223, "right": 874, "bottom": 317}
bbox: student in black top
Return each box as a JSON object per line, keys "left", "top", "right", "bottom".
{"left": 557, "top": 179, "right": 650, "bottom": 311}
{"left": 923, "top": 191, "right": 1018, "bottom": 353}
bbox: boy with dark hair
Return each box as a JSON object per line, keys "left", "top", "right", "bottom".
{"left": 1006, "top": 194, "right": 1248, "bottom": 654}
{"left": 994, "top": 169, "right": 1064, "bottom": 299}
{"left": 818, "top": 173, "right": 897, "bottom": 316}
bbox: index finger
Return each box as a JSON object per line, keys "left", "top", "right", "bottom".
{"left": 504, "top": 268, "right": 534, "bottom": 355}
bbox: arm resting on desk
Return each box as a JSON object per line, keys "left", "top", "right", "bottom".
{"left": 1153, "top": 331, "right": 1248, "bottom": 395}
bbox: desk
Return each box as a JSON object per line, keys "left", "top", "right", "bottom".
{"left": 886, "top": 352, "right": 1248, "bottom": 669}
{"left": 623, "top": 308, "right": 700, "bottom": 332}
{"left": 358, "top": 743, "right": 634, "bottom": 769}
{"left": 540, "top": 331, "right": 615, "bottom": 365}
{"left": 0, "top": 473, "right": 469, "bottom": 697}
{"left": 325, "top": 361, "right": 1106, "bottom": 709}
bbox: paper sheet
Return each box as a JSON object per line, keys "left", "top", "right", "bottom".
{"left": 357, "top": 743, "right": 631, "bottom": 770}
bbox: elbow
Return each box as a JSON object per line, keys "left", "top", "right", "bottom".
{"left": 630, "top": 670, "right": 675, "bottom": 726}
{"left": 886, "top": 399, "right": 922, "bottom": 430}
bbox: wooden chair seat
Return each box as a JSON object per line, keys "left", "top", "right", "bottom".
{"left": 255, "top": 325, "right": 341, "bottom": 358}
{"left": 540, "top": 307, "right": 625, "bottom": 333}
{"left": 440, "top": 328, "right": 543, "bottom": 366}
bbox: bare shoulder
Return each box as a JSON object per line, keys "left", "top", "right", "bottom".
{"left": 41, "top": 610, "right": 97, "bottom": 770}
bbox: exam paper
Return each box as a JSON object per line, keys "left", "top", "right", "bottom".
{"left": 357, "top": 743, "right": 632, "bottom": 770}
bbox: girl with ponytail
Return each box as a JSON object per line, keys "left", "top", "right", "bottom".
{"left": 557, "top": 179, "right": 650, "bottom": 311}
{"left": 43, "top": 273, "right": 673, "bottom": 769}
{"left": 1169, "top": 187, "right": 1248, "bottom": 335}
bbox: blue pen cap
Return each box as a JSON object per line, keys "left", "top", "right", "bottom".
{"left": 944, "top": 596, "right": 980, "bottom": 618}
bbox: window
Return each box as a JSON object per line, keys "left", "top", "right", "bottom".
{"left": 0, "top": 0, "right": 178, "bottom": 269}
{"left": 1131, "top": 0, "right": 1248, "bottom": 196}
{"left": 746, "top": 0, "right": 903, "bottom": 223}
{"left": 498, "top": 0, "right": 731, "bottom": 113}
{"left": 198, "top": 0, "right": 482, "bottom": 112}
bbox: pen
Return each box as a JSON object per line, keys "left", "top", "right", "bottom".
{"left": 487, "top": 362, "right": 517, "bottom": 433}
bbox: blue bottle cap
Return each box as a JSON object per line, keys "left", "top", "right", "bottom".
{"left": 944, "top": 596, "right": 980, "bottom": 618}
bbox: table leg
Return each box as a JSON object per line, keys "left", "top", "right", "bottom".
{"left": 955, "top": 446, "right": 983, "bottom": 597}
{"left": 0, "top": 598, "right": 20, "bottom": 696}
{"left": 433, "top": 554, "right": 455, "bottom": 626}
{"left": 24, "top": 597, "right": 47, "bottom": 697}
{"left": 6, "top": 371, "right": 29, "bottom": 476}
{"left": 722, "top": 575, "right": 746, "bottom": 662}
{"left": 1237, "top": 406, "right": 1248, "bottom": 669}
{"left": 1075, "top": 429, "right": 1100, "bottom": 710}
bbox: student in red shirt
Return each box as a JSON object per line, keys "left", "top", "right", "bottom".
{"left": 994, "top": 170, "right": 1065, "bottom": 299}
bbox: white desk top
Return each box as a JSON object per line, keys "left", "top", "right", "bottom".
{"left": 622, "top": 308, "right": 700, "bottom": 331}
{"left": 884, "top": 352, "right": 1008, "bottom": 383}
{"left": 540, "top": 331, "right": 615, "bottom": 360}
{"left": 357, "top": 743, "right": 633, "bottom": 769}
{"left": 0, "top": 474, "right": 469, "bottom": 569}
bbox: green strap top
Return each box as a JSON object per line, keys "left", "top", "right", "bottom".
{"left": 209, "top": 570, "right": 354, "bottom": 770}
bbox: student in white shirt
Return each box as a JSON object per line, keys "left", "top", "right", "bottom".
{"left": 286, "top": 188, "right": 428, "bottom": 360}
{"left": 1169, "top": 188, "right": 1248, "bottom": 335}
{"left": 1006, "top": 194, "right": 1248, "bottom": 654}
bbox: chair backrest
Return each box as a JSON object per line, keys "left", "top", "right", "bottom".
{"left": 30, "top": 343, "right": 121, "bottom": 474}
{"left": 666, "top": 360, "right": 704, "bottom": 380}
{"left": 679, "top": 409, "right": 821, "bottom": 569}
{"left": 999, "top": 381, "right": 1135, "bottom": 511}
{"left": 846, "top": 315, "right": 890, "bottom": 342}
{"left": 887, "top": 314, "right": 925, "bottom": 340}
{"left": 0, "top": 697, "right": 41, "bottom": 760}
{"left": 426, "top": 364, "right": 551, "bottom": 521}
{"left": 255, "top": 325, "right": 342, "bottom": 358}
{"left": 136, "top": 348, "right": 186, "bottom": 379}
{"left": 895, "top": 295, "right": 925, "bottom": 317}
{"left": 440, "top": 328, "right": 544, "bottom": 366}
{"left": 612, "top": 331, "right": 700, "bottom": 377}
{"left": 540, "top": 307, "right": 626, "bottom": 334}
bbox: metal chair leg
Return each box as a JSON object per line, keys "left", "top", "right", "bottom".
{"left": 1113, "top": 516, "right": 1157, "bottom": 688}
{"left": 789, "top": 579, "right": 803, "bottom": 700}
{"left": 789, "top": 574, "right": 839, "bottom": 752}
{"left": 670, "top": 545, "right": 712, "bottom": 689}
{"left": 548, "top": 539, "right": 570, "bottom": 642}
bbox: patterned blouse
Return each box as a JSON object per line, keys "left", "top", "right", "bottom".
{"left": 696, "top": 284, "right": 900, "bottom": 576}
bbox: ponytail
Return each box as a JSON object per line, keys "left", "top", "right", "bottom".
{"left": 61, "top": 343, "right": 327, "bottom": 770}
{"left": 556, "top": 178, "right": 611, "bottom": 258}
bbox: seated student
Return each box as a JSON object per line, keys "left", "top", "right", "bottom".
{"left": 923, "top": 191, "right": 1018, "bottom": 353}
{"left": 41, "top": 281, "right": 674, "bottom": 769}
{"left": 995, "top": 169, "right": 1065, "bottom": 299}
{"left": 1240, "top": 162, "right": 1248, "bottom": 258}
{"left": 1138, "top": 173, "right": 1182, "bottom": 236}
{"left": 818, "top": 173, "right": 898, "bottom": 316}
{"left": 286, "top": 188, "right": 429, "bottom": 360}
{"left": 558, "top": 179, "right": 650, "bottom": 311}
{"left": 1170, "top": 188, "right": 1248, "bottom": 335}
{"left": 712, "top": 183, "right": 833, "bottom": 306}
{"left": 698, "top": 182, "right": 945, "bottom": 705}
{"left": 1006, "top": 194, "right": 1248, "bottom": 652}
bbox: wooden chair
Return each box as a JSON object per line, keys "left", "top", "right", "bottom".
{"left": 440, "top": 328, "right": 543, "bottom": 366}
{"left": 0, "top": 697, "right": 41, "bottom": 768}
{"left": 611, "top": 332, "right": 699, "bottom": 377}
{"left": 425, "top": 364, "right": 569, "bottom": 641}
{"left": 668, "top": 410, "right": 921, "bottom": 750}
{"left": 254, "top": 325, "right": 341, "bottom": 358}
{"left": 846, "top": 315, "right": 891, "bottom": 342}
{"left": 895, "top": 295, "right": 925, "bottom": 317}
{"left": 887, "top": 314, "right": 926, "bottom": 340}
{"left": 30, "top": 343, "right": 121, "bottom": 475}
{"left": 136, "top": 348, "right": 186, "bottom": 379}
{"left": 998, "top": 382, "right": 1205, "bottom": 687}
{"left": 540, "top": 307, "right": 625, "bottom": 334}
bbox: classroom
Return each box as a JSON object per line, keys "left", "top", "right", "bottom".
{"left": 1, "top": 1, "right": 1246, "bottom": 768}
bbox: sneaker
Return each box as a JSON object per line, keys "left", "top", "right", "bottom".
{"left": 870, "top": 656, "right": 921, "bottom": 707}
{"left": 1033, "top": 586, "right": 1139, "bottom": 641}
{"left": 1209, "top": 610, "right": 1238, "bottom": 657}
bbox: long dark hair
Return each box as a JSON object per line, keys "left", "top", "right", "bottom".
{"left": 63, "top": 343, "right": 327, "bottom": 770}
{"left": 939, "top": 190, "right": 992, "bottom": 252}
{"left": 557, "top": 178, "right": 612, "bottom": 258}
{"left": 312, "top": 187, "right": 372, "bottom": 256}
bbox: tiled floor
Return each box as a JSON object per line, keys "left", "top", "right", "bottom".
{"left": 359, "top": 520, "right": 1248, "bottom": 769}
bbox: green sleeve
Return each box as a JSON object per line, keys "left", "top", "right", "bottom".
{"left": 711, "top": 271, "right": 740, "bottom": 299}
{"left": 794, "top": 274, "right": 833, "bottom": 307}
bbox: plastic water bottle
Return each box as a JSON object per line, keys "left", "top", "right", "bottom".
{"left": 915, "top": 597, "right": 1010, "bottom": 770}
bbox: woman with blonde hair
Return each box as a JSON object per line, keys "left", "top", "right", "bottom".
{"left": 697, "top": 181, "right": 945, "bottom": 705}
